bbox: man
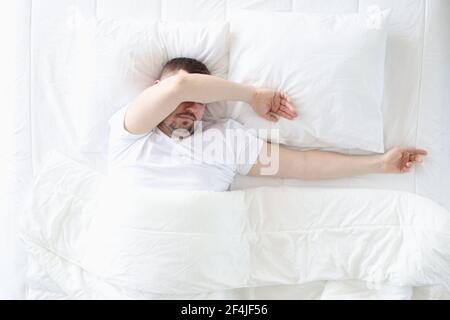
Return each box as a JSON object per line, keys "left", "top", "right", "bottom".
{"left": 108, "top": 57, "right": 427, "bottom": 191}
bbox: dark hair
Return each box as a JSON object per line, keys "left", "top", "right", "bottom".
{"left": 159, "top": 57, "right": 211, "bottom": 79}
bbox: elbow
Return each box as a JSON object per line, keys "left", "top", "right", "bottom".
{"left": 171, "top": 72, "right": 197, "bottom": 102}
{"left": 158, "top": 72, "right": 190, "bottom": 103}
{"left": 172, "top": 72, "right": 190, "bottom": 93}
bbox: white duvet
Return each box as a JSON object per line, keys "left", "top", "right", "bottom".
{"left": 20, "top": 152, "right": 450, "bottom": 299}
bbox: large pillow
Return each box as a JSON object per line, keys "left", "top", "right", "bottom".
{"left": 208, "top": 7, "right": 390, "bottom": 153}
{"left": 159, "top": 21, "right": 229, "bottom": 78}
{"left": 68, "top": 18, "right": 229, "bottom": 153}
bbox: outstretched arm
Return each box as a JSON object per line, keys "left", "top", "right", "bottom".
{"left": 248, "top": 143, "right": 427, "bottom": 179}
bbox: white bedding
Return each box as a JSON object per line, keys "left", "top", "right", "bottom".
{"left": 8, "top": 0, "right": 450, "bottom": 299}
{"left": 20, "top": 152, "right": 450, "bottom": 299}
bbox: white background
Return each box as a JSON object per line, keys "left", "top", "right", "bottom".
{"left": 0, "top": 0, "right": 17, "bottom": 299}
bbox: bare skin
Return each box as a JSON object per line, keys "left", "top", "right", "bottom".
{"left": 125, "top": 69, "right": 427, "bottom": 179}
{"left": 248, "top": 143, "right": 427, "bottom": 179}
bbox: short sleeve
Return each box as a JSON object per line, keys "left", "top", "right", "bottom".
{"left": 225, "top": 120, "right": 265, "bottom": 176}
{"left": 108, "top": 104, "right": 151, "bottom": 141}
{"left": 108, "top": 105, "right": 153, "bottom": 157}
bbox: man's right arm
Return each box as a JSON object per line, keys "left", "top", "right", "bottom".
{"left": 125, "top": 72, "right": 297, "bottom": 134}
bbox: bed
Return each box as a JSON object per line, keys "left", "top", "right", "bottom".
{"left": 6, "top": 0, "right": 450, "bottom": 299}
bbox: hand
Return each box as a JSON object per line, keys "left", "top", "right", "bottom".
{"left": 380, "top": 147, "right": 428, "bottom": 173}
{"left": 250, "top": 88, "right": 298, "bottom": 122}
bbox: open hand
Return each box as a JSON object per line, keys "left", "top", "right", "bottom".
{"left": 251, "top": 88, "right": 298, "bottom": 122}
{"left": 380, "top": 147, "right": 428, "bottom": 173}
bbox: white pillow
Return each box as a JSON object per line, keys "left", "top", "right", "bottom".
{"left": 159, "top": 21, "right": 229, "bottom": 79}
{"left": 69, "top": 19, "right": 229, "bottom": 153}
{"left": 209, "top": 7, "right": 390, "bottom": 152}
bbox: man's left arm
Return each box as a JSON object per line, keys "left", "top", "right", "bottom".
{"left": 247, "top": 142, "right": 427, "bottom": 179}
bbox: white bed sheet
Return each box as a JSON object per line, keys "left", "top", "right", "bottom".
{"left": 9, "top": 0, "right": 450, "bottom": 299}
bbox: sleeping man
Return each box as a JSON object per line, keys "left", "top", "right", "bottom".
{"left": 107, "top": 57, "right": 427, "bottom": 191}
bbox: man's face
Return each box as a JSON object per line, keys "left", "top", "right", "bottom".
{"left": 157, "top": 69, "right": 206, "bottom": 136}
{"left": 160, "top": 101, "right": 206, "bottom": 134}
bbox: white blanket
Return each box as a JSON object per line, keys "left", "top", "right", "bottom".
{"left": 20, "top": 153, "right": 450, "bottom": 299}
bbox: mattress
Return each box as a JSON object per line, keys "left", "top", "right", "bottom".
{"left": 7, "top": 0, "right": 450, "bottom": 299}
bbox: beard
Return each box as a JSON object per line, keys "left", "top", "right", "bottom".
{"left": 161, "top": 118, "right": 195, "bottom": 139}
{"left": 158, "top": 110, "right": 199, "bottom": 139}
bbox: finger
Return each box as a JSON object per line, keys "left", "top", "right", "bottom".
{"left": 402, "top": 147, "right": 428, "bottom": 156}
{"left": 281, "top": 104, "right": 298, "bottom": 118}
{"left": 272, "top": 93, "right": 281, "bottom": 113}
{"left": 280, "top": 105, "right": 298, "bottom": 118}
{"left": 280, "top": 91, "right": 290, "bottom": 101}
{"left": 265, "top": 113, "right": 278, "bottom": 122}
{"left": 409, "top": 154, "right": 423, "bottom": 163}
{"left": 400, "top": 152, "right": 410, "bottom": 169}
{"left": 400, "top": 152, "right": 411, "bottom": 169}
{"left": 280, "top": 99, "right": 289, "bottom": 108}
{"left": 283, "top": 91, "right": 292, "bottom": 103}
{"left": 281, "top": 91, "right": 295, "bottom": 111}
{"left": 281, "top": 99, "right": 297, "bottom": 113}
{"left": 414, "top": 148, "right": 428, "bottom": 155}
{"left": 400, "top": 162, "right": 412, "bottom": 172}
{"left": 276, "top": 110, "right": 295, "bottom": 120}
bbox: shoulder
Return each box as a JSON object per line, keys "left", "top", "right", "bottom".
{"left": 108, "top": 105, "right": 128, "bottom": 126}
{"left": 108, "top": 104, "right": 155, "bottom": 162}
{"left": 109, "top": 104, "right": 154, "bottom": 140}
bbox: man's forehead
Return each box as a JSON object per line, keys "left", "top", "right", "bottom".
{"left": 160, "top": 68, "right": 188, "bottom": 80}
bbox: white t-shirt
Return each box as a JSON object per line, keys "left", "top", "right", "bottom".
{"left": 107, "top": 105, "right": 264, "bottom": 191}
